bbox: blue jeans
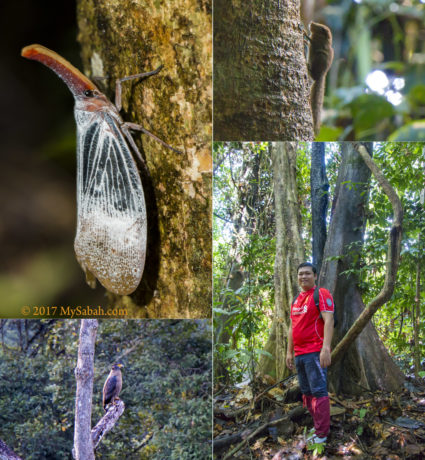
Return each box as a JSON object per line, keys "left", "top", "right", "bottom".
{"left": 295, "top": 352, "right": 328, "bottom": 397}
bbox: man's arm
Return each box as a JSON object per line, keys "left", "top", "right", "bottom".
{"left": 320, "top": 311, "right": 334, "bottom": 368}
{"left": 286, "top": 320, "right": 295, "bottom": 370}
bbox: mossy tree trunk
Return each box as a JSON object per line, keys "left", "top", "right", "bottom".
{"left": 76, "top": 0, "right": 212, "bottom": 318}
{"left": 214, "top": 0, "right": 313, "bottom": 141}
{"left": 258, "top": 142, "right": 305, "bottom": 379}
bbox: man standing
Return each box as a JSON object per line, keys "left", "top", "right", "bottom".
{"left": 286, "top": 262, "right": 334, "bottom": 444}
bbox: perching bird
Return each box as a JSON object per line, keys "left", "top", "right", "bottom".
{"left": 103, "top": 363, "right": 123, "bottom": 411}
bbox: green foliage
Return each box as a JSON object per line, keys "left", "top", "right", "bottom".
{"left": 0, "top": 319, "right": 211, "bottom": 460}
{"left": 353, "top": 408, "right": 368, "bottom": 435}
{"left": 307, "top": 441, "right": 325, "bottom": 456}
{"left": 357, "top": 143, "right": 425, "bottom": 372}
{"left": 213, "top": 142, "right": 276, "bottom": 383}
{"left": 214, "top": 141, "right": 425, "bottom": 384}
{"left": 297, "top": 142, "right": 313, "bottom": 258}
{"left": 320, "top": 1, "right": 425, "bottom": 140}
{"left": 0, "top": 321, "right": 76, "bottom": 459}
{"left": 350, "top": 94, "right": 395, "bottom": 139}
{"left": 389, "top": 120, "right": 425, "bottom": 141}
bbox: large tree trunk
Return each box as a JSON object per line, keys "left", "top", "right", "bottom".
{"left": 214, "top": 1, "right": 314, "bottom": 141}
{"left": 331, "top": 143, "right": 403, "bottom": 363}
{"left": 310, "top": 142, "right": 329, "bottom": 274}
{"left": 76, "top": 0, "right": 212, "bottom": 318}
{"left": 258, "top": 142, "right": 305, "bottom": 379}
{"left": 319, "top": 143, "right": 404, "bottom": 395}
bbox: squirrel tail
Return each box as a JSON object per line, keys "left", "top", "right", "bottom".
{"left": 311, "top": 76, "right": 326, "bottom": 136}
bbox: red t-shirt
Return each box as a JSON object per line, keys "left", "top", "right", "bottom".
{"left": 290, "top": 286, "right": 334, "bottom": 356}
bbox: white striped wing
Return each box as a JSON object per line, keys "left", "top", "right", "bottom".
{"left": 73, "top": 108, "right": 147, "bottom": 295}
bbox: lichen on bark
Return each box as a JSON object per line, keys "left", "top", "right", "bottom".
{"left": 76, "top": 0, "right": 212, "bottom": 318}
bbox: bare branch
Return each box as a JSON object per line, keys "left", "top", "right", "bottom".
{"left": 91, "top": 400, "right": 125, "bottom": 450}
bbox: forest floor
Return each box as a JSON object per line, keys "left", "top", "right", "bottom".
{"left": 213, "top": 375, "right": 425, "bottom": 459}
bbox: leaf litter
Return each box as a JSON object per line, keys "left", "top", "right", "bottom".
{"left": 214, "top": 374, "right": 425, "bottom": 459}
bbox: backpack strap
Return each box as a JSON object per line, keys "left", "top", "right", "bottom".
{"left": 314, "top": 286, "right": 322, "bottom": 318}
{"left": 315, "top": 286, "right": 337, "bottom": 326}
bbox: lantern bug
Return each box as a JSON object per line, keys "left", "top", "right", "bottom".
{"left": 21, "top": 44, "right": 181, "bottom": 295}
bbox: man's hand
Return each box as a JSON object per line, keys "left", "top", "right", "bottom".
{"left": 286, "top": 353, "right": 294, "bottom": 370}
{"left": 320, "top": 346, "right": 331, "bottom": 368}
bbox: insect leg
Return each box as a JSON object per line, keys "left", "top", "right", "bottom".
{"left": 115, "top": 65, "right": 163, "bottom": 111}
{"left": 121, "top": 126, "right": 148, "bottom": 168}
{"left": 122, "top": 122, "right": 182, "bottom": 154}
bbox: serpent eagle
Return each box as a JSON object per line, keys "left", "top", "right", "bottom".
{"left": 103, "top": 363, "right": 123, "bottom": 410}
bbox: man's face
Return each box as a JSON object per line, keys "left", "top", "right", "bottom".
{"left": 297, "top": 266, "right": 317, "bottom": 291}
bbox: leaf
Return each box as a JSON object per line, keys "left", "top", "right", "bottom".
{"left": 253, "top": 436, "right": 268, "bottom": 449}
{"left": 405, "top": 444, "right": 424, "bottom": 455}
{"left": 222, "top": 349, "right": 239, "bottom": 359}
{"left": 307, "top": 442, "right": 325, "bottom": 455}
{"left": 235, "top": 386, "right": 253, "bottom": 404}
{"left": 330, "top": 406, "right": 346, "bottom": 416}
{"left": 267, "top": 387, "right": 286, "bottom": 401}
{"left": 254, "top": 349, "right": 274, "bottom": 358}
{"left": 316, "top": 125, "right": 343, "bottom": 141}
{"left": 213, "top": 307, "right": 231, "bottom": 315}
{"left": 388, "top": 120, "right": 425, "bottom": 141}
{"left": 407, "top": 84, "right": 425, "bottom": 107}
{"left": 349, "top": 93, "right": 394, "bottom": 139}
{"left": 371, "top": 422, "right": 384, "bottom": 437}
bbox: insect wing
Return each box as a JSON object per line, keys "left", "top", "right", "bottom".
{"left": 74, "top": 108, "right": 147, "bottom": 295}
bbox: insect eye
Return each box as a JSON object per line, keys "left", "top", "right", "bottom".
{"left": 84, "top": 89, "right": 94, "bottom": 97}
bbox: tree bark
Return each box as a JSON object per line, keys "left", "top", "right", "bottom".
{"left": 76, "top": 0, "right": 212, "bottom": 318}
{"left": 310, "top": 142, "right": 329, "bottom": 274}
{"left": 258, "top": 142, "right": 305, "bottom": 379}
{"left": 319, "top": 143, "right": 404, "bottom": 394}
{"left": 74, "top": 319, "right": 98, "bottom": 460}
{"left": 91, "top": 400, "right": 125, "bottom": 450}
{"left": 214, "top": 0, "right": 314, "bottom": 141}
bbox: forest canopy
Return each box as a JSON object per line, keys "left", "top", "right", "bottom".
{"left": 0, "top": 319, "right": 212, "bottom": 460}
{"left": 213, "top": 141, "right": 425, "bottom": 386}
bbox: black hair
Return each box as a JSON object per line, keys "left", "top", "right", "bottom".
{"left": 297, "top": 262, "right": 317, "bottom": 274}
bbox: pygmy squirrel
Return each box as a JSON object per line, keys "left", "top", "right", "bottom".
{"left": 308, "top": 22, "right": 334, "bottom": 136}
